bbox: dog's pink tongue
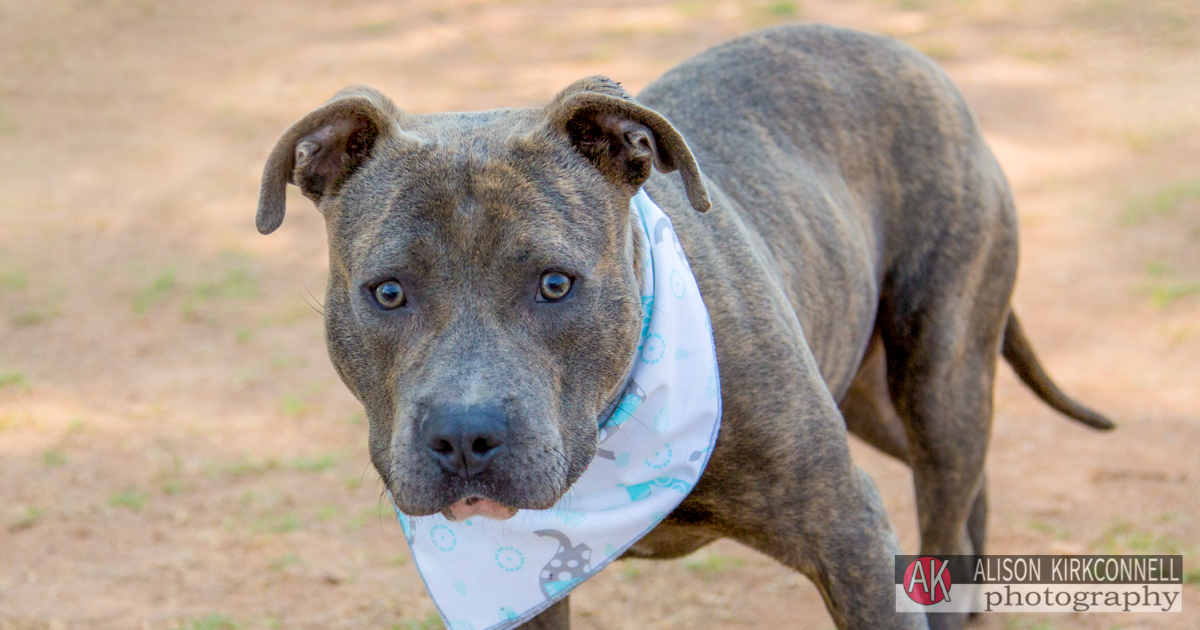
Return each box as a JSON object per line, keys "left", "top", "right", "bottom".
{"left": 444, "top": 497, "right": 518, "bottom": 522}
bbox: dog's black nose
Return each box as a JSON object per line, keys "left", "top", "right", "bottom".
{"left": 422, "top": 405, "right": 508, "bottom": 478}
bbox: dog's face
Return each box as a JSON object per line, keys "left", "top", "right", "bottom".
{"left": 257, "top": 78, "right": 708, "bottom": 520}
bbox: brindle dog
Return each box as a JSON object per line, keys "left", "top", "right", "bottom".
{"left": 256, "top": 24, "right": 1113, "bottom": 630}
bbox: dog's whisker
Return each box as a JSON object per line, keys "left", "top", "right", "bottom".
{"left": 375, "top": 488, "right": 391, "bottom": 535}
{"left": 296, "top": 289, "right": 324, "bottom": 316}
{"left": 299, "top": 276, "right": 325, "bottom": 309}
{"left": 357, "top": 463, "right": 374, "bottom": 497}
{"left": 605, "top": 407, "right": 653, "bottom": 436}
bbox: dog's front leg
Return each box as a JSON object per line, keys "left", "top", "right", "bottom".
{"left": 732, "top": 456, "right": 926, "bottom": 629}
{"left": 732, "top": 449, "right": 927, "bottom": 629}
{"left": 691, "top": 333, "right": 928, "bottom": 629}
{"left": 519, "top": 596, "right": 569, "bottom": 629}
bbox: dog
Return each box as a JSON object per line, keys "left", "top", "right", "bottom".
{"left": 256, "top": 24, "right": 1113, "bottom": 630}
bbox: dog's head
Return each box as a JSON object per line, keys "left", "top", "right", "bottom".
{"left": 257, "top": 78, "right": 708, "bottom": 520}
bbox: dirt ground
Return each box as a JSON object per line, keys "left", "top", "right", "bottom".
{"left": 0, "top": 0, "right": 1197, "bottom": 628}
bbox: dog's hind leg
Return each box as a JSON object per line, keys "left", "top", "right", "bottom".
{"left": 874, "top": 188, "right": 1016, "bottom": 629}
{"left": 840, "top": 333, "right": 990, "bottom": 564}
{"left": 965, "top": 474, "right": 988, "bottom": 568}
{"left": 840, "top": 333, "right": 910, "bottom": 465}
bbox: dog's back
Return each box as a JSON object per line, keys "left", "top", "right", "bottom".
{"left": 639, "top": 24, "right": 1016, "bottom": 398}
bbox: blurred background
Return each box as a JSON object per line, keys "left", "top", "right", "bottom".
{"left": 1, "top": 1, "right": 1197, "bottom": 628}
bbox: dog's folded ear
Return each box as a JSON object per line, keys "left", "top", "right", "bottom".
{"left": 547, "top": 76, "right": 711, "bottom": 213}
{"left": 257, "top": 86, "right": 401, "bottom": 235}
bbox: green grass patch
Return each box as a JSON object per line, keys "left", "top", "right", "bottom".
{"left": 1120, "top": 123, "right": 1188, "bottom": 153}
{"left": 269, "top": 552, "right": 304, "bottom": 571}
{"left": 173, "top": 613, "right": 239, "bottom": 630}
{"left": 43, "top": 449, "right": 67, "bottom": 467}
{"left": 214, "top": 454, "right": 334, "bottom": 477}
{"left": 394, "top": 614, "right": 443, "bottom": 630}
{"left": 0, "top": 101, "right": 15, "bottom": 136}
{"left": 1145, "top": 282, "right": 1200, "bottom": 309}
{"left": 216, "top": 457, "right": 281, "bottom": 477}
{"left": 1139, "top": 261, "right": 1200, "bottom": 309}
{"left": 269, "top": 353, "right": 307, "bottom": 370}
{"left": 7, "top": 506, "right": 44, "bottom": 532}
{"left": 133, "top": 270, "right": 177, "bottom": 313}
{"left": 346, "top": 504, "right": 391, "bottom": 532}
{"left": 290, "top": 454, "right": 335, "bottom": 473}
{"left": 619, "top": 560, "right": 645, "bottom": 582}
{"left": 1066, "top": 0, "right": 1192, "bottom": 44}
{"left": 12, "top": 307, "right": 56, "bottom": 326}
{"left": 0, "top": 370, "right": 26, "bottom": 388}
{"left": 916, "top": 39, "right": 957, "bottom": 61}
{"left": 281, "top": 395, "right": 309, "bottom": 418}
{"left": 0, "top": 270, "right": 27, "bottom": 290}
{"left": 108, "top": 489, "right": 147, "bottom": 511}
{"left": 194, "top": 267, "right": 258, "bottom": 301}
{"left": 674, "top": 0, "right": 708, "bottom": 18}
{"left": 684, "top": 552, "right": 746, "bottom": 580}
{"left": 1010, "top": 44, "right": 1070, "bottom": 63}
{"left": 255, "top": 511, "right": 302, "bottom": 534}
{"left": 744, "top": 0, "right": 802, "bottom": 26}
{"left": 1122, "top": 180, "right": 1200, "bottom": 225}
{"left": 1146, "top": 260, "right": 1170, "bottom": 277}
{"left": 162, "top": 479, "right": 192, "bottom": 495}
{"left": 1028, "top": 519, "right": 1071, "bottom": 541}
{"left": 1001, "top": 618, "right": 1060, "bottom": 630}
{"left": 1094, "top": 520, "right": 1188, "bottom": 555}
{"left": 357, "top": 20, "right": 396, "bottom": 36}
{"left": 765, "top": 1, "right": 798, "bottom": 17}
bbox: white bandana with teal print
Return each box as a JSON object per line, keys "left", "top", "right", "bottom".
{"left": 395, "top": 188, "right": 723, "bottom": 630}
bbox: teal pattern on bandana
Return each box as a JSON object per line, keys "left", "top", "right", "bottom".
{"left": 395, "top": 189, "right": 723, "bottom": 630}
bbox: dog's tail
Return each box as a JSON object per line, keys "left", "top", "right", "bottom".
{"left": 1002, "top": 312, "right": 1115, "bottom": 430}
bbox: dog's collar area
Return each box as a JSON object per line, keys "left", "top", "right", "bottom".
{"left": 596, "top": 372, "right": 636, "bottom": 430}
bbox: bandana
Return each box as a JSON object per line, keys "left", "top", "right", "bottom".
{"left": 394, "top": 188, "right": 722, "bottom": 630}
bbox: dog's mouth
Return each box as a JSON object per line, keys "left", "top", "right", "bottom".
{"left": 441, "top": 496, "right": 519, "bottom": 522}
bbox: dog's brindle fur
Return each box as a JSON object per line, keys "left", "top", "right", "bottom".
{"left": 257, "top": 25, "right": 1113, "bottom": 630}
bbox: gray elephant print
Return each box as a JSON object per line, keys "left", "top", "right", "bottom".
{"left": 534, "top": 530, "right": 593, "bottom": 599}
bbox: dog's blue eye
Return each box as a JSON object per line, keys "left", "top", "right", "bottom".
{"left": 373, "top": 280, "right": 405, "bottom": 309}
{"left": 538, "top": 272, "right": 572, "bottom": 302}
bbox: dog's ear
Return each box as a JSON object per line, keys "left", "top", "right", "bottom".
{"left": 257, "top": 86, "right": 401, "bottom": 235}
{"left": 547, "top": 76, "right": 711, "bottom": 213}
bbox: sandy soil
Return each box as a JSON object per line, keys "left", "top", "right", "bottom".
{"left": 1, "top": 1, "right": 1197, "bottom": 628}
